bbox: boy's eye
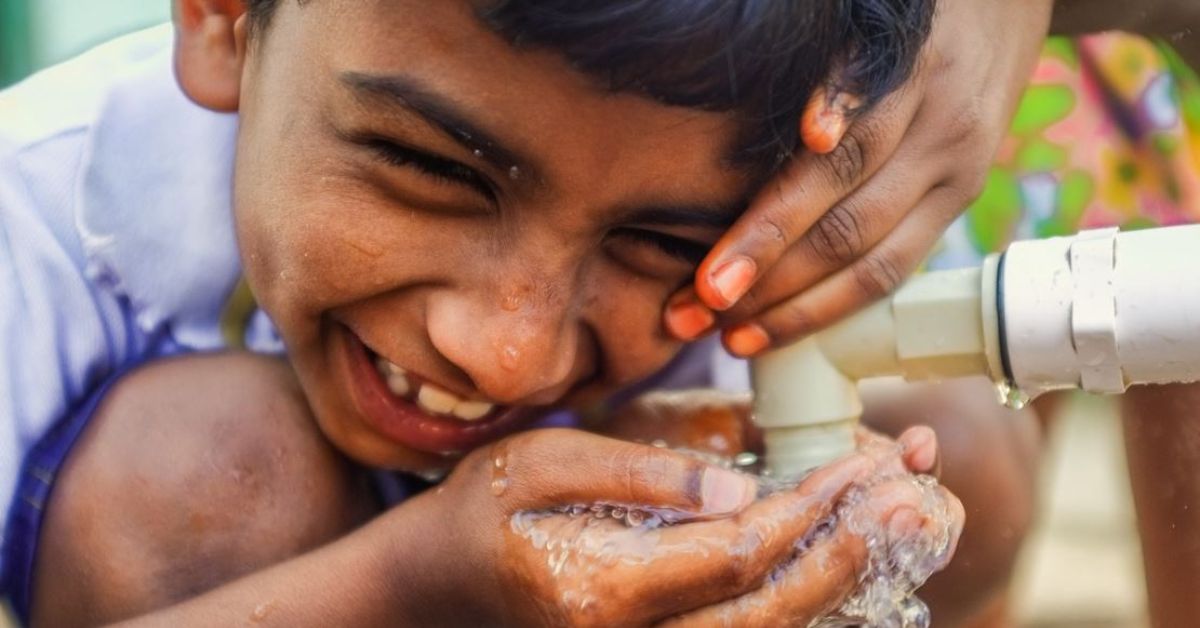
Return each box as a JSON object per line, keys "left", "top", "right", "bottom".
{"left": 606, "top": 228, "right": 711, "bottom": 278}
{"left": 359, "top": 136, "right": 497, "bottom": 201}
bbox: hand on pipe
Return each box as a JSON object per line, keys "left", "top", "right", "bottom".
{"left": 664, "top": 0, "right": 1055, "bottom": 357}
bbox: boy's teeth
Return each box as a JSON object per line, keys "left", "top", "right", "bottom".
{"left": 386, "top": 372, "right": 411, "bottom": 397}
{"left": 452, "top": 400, "right": 494, "bottom": 421}
{"left": 375, "top": 357, "right": 404, "bottom": 376}
{"left": 374, "top": 355, "right": 495, "bottom": 421}
{"left": 417, "top": 385, "right": 460, "bottom": 415}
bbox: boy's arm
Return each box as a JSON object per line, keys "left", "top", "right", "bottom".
{"left": 29, "top": 353, "right": 386, "bottom": 626}
{"left": 110, "top": 502, "right": 451, "bottom": 628}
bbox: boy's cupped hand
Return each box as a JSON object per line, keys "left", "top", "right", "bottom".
{"left": 422, "top": 424, "right": 960, "bottom": 627}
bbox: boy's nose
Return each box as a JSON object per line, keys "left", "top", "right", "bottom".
{"left": 425, "top": 283, "right": 587, "bottom": 406}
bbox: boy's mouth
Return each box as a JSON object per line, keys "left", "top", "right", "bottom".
{"left": 371, "top": 355, "right": 499, "bottom": 422}
{"left": 340, "top": 326, "right": 538, "bottom": 455}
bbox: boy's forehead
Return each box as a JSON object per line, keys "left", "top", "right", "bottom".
{"left": 266, "top": 0, "right": 756, "bottom": 204}
{"left": 277, "top": 0, "right": 756, "bottom": 169}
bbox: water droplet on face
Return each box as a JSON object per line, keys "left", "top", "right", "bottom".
{"left": 250, "top": 601, "right": 276, "bottom": 622}
{"left": 500, "top": 345, "right": 520, "bottom": 371}
{"left": 488, "top": 443, "right": 512, "bottom": 496}
{"left": 415, "top": 467, "right": 449, "bottom": 483}
{"left": 508, "top": 165, "right": 521, "bottom": 180}
{"left": 473, "top": 148, "right": 484, "bottom": 158}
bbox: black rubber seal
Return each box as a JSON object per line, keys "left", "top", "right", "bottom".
{"left": 996, "top": 251, "right": 1015, "bottom": 383}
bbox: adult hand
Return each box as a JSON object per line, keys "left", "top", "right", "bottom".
{"left": 664, "top": 0, "right": 1055, "bottom": 357}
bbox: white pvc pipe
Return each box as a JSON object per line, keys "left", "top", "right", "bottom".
{"left": 1002, "top": 225, "right": 1200, "bottom": 397}
{"left": 754, "top": 224, "right": 1200, "bottom": 479}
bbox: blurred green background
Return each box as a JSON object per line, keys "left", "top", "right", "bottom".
{"left": 0, "top": 0, "right": 169, "bottom": 88}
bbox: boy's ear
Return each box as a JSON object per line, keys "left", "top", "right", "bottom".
{"left": 174, "top": 0, "right": 249, "bottom": 112}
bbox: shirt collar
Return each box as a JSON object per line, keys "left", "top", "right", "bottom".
{"left": 75, "top": 28, "right": 243, "bottom": 350}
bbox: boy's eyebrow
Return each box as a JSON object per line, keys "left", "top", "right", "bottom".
{"left": 342, "top": 71, "right": 746, "bottom": 228}
{"left": 341, "top": 71, "right": 532, "bottom": 174}
{"left": 623, "top": 205, "right": 742, "bottom": 230}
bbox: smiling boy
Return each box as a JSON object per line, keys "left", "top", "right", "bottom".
{"left": 0, "top": 1, "right": 963, "bottom": 625}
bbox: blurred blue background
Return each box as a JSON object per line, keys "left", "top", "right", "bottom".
{"left": 1, "top": 0, "right": 169, "bottom": 87}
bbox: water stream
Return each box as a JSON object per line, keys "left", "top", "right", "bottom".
{"left": 508, "top": 446, "right": 957, "bottom": 626}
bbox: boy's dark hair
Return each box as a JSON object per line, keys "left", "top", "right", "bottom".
{"left": 245, "top": 0, "right": 935, "bottom": 173}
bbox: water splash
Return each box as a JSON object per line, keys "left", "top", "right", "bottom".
{"left": 508, "top": 448, "right": 956, "bottom": 626}
{"left": 994, "top": 380, "right": 1031, "bottom": 410}
{"left": 809, "top": 474, "right": 953, "bottom": 628}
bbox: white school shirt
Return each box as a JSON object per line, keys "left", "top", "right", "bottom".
{"left": 0, "top": 25, "right": 752, "bottom": 588}
{"left": 0, "top": 24, "right": 264, "bottom": 586}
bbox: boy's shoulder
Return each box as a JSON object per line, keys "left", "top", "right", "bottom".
{"left": 0, "top": 24, "right": 247, "bottom": 350}
{"left": 0, "top": 25, "right": 174, "bottom": 153}
{"left": 0, "top": 28, "right": 256, "bottom": 594}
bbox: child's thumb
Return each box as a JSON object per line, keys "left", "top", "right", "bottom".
{"left": 497, "top": 429, "right": 756, "bottom": 518}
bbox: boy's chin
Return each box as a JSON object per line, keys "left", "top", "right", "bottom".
{"left": 317, "top": 414, "right": 461, "bottom": 477}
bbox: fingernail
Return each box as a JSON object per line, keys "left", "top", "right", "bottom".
{"left": 707, "top": 256, "right": 756, "bottom": 309}
{"left": 801, "top": 104, "right": 844, "bottom": 155}
{"left": 901, "top": 428, "right": 937, "bottom": 473}
{"left": 801, "top": 91, "right": 861, "bottom": 155}
{"left": 701, "top": 468, "right": 757, "bottom": 514}
{"left": 725, "top": 323, "right": 770, "bottom": 357}
{"left": 816, "top": 110, "right": 847, "bottom": 153}
{"left": 665, "top": 300, "right": 715, "bottom": 340}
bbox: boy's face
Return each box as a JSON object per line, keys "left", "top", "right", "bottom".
{"left": 230, "top": 0, "right": 754, "bottom": 473}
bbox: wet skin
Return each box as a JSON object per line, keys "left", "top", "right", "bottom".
{"left": 32, "top": 353, "right": 958, "bottom": 627}
{"left": 231, "top": 0, "right": 756, "bottom": 474}
{"left": 27, "top": 1, "right": 967, "bottom": 624}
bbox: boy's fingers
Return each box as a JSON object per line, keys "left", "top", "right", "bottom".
{"left": 699, "top": 133, "right": 941, "bottom": 329}
{"left": 692, "top": 90, "right": 919, "bottom": 314}
{"left": 720, "top": 184, "right": 959, "bottom": 356}
{"left": 940, "top": 486, "right": 966, "bottom": 567}
{"left": 898, "top": 425, "right": 939, "bottom": 475}
{"left": 664, "top": 130, "right": 943, "bottom": 346}
{"left": 599, "top": 454, "right": 876, "bottom": 621}
{"left": 497, "top": 429, "right": 757, "bottom": 517}
{"left": 663, "top": 287, "right": 718, "bottom": 341}
{"left": 659, "top": 477, "right": 962, "bottom": 627}
{"left": 799, "top": 85, "right": 862, "bottom": 155}
{"left": 657, "top": 526, "right": 867, "bottom": 628}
